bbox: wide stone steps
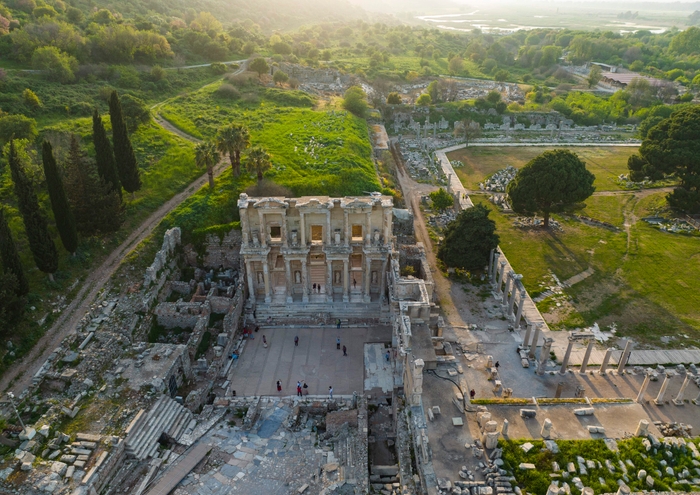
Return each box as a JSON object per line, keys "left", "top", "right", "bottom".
{"left": 255, "top": 302, "right": 384, "bottom": 322}
{"left": 125, "top": 395, "right": 194, "bottom": 460}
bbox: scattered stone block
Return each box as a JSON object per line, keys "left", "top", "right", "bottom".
{"left": 573, "top": 408, "right": 594, "bottom": 416}
{"left": 19, "top": 428, "right": 36, "bottom": 441}
{"left": 519, "top": 463, "right": 536, "bottom": 470}
{"left": 38, "top": 425, "right": 50, "bottom": 438}
{"left": 520, "top": 442, "right": 534, "bottom": 453}
{"left": 520, "top": 409, "right": 536, "bottom": 418}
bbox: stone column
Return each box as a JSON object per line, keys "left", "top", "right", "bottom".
{"left": 501, "top": 419, "right": 509, "bottom": 436}
{"left": 364, "top": 258, "right": 371, "bottom": 302}
{"left": 693, "top": 389, "right": 700, "bottom": 406}
{"left": 326, "top": 261, "right": 333, "bottom": 302}
{"left": 301, "top": 259, "right": 309, "bottom": 303}
{"left": 240, "top": 207, "right": 250, "bottom": 246}
{"left": 365, "top": 212, "right": 371, "bottom": 246}
{"left": 559, "top": 338, "right": 574, "bottom": 375}
{"left": 343, "top": 210, "right": 349, "bottom": 247}
{"left": 617, "top": 340, "right": 633, "bottom": 374}
{"left": 245, "top": 260, "right": 255, "bottom": 304}
{"left": 580, "top": 340, "right": 595, "bottom": 374}
{"left": 515, "top": 289, "right": 526, "bottom": 327}
{"left": 541, "top": 418, "right": 553, "bottom": 439}
{"left": 636, "top": 373, "right": 651, "bottom": 403}
{"left": 258, "top": 210, "right": 267, "bottom": 248}
{"left": 497, "top": 261, "right": 507, "bottom": 295}
{"left": 635, "top": 419, "right": 649, "bottom": 437}
{"left": 491, "top": 252, "right": 500, "bottom": 283}
{"left": 325, "top": 210, "right": 331, "bottom": 245}
{"left": 488, "top": 248, "right": 494, "bottom": 281}
{"left": 383, "top": 208, "right": 391, "bottom": 245}
{"left": 537, "top": 337, "right": 553, "bottom": 375}
{"left": 379, "top": 258, "right": 388, "bottom": 303}
{"left": 281, "top": 211, "right": 288, "bottom": 248}
{"left": 507, "top": 281, "right": 518, "bottom": 317}
{"left": 411, "top": 359, "right": 425, "bottom": 406}
{"left": 654, "top": 372, "right": 672, "bottom": 405}
{"left": 262, "top": 259, "right": 271, "bottom": 303}
{"left": 284, "top": 259, "right": 293, "bottom": 303}
{"left": 673, "top": 374, "right": 692, "bottom": 405}
{"left": 300, "top": 212, "right": 306, "bottom": 246}
{"left": 342, "top": 259, "right": 349, "bottom": 302}
{"left": 599, "top": 348, "right": 613, "bottom": 375}
{"left": 528, "top": 324, "right": 542, "bottom": 360}
{"left": 502, "top": 272, "right": 513, "bottom": 305}
{"left": 523, "top": 323, "right": 534, "bottom": 348}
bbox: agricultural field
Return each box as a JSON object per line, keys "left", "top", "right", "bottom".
{"left": 448, "top": 146, "right": 639, "bottom": 193}
{"left": 471, "top": 193, "right": 700, "bottom": 344}
{"left": 158, "top": 79, "right": 381, "bottom": 197}
{"left": 332, "top": 55, "right": 487, "bottom": 80}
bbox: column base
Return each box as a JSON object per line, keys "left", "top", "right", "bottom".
{"left": 302, "top": 295, "right": 309, "bottom": 303}
{"left": 672, "top": 399, "right": 685, "bottom": 406}
{"left": 343, "top": 295, "right": 349, "bottom": 303}
{"left": 286, "top": 296, "right": 293, "bottom": 304}
{"left": 692, "top": 399, "right": 700, "bottom": 406}
{"left": 654, "top": 399, "right": 665, "bottom": 405}
{"left": 326, "top": 295, "right": 333, "bottom": 303}
{"left": 363, "top": 295, "right": 371, "bottom": 303}
{"left": 265, "top": 296, "right": 271, "bottom": 303}
{"left": 598, "top": 370, "right": 607, "bottom": 376}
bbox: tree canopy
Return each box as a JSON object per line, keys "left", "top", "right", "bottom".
{"left": 342, "top": 86, "right": 368, "bottom": 118}
{"left": 628, "top": 106, "right": 700, "bottom": 212}
{"left": 507, "top": 149, "right": 595, "bottom": 227}
{"left": 437, "top": 204, "right": 499, "bottom": 273}
{"left": 430, "top": 188, "right": 454, "bottom": 211}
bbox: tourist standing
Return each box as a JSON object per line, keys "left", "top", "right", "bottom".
{"left": 470, "top": 389, "right": 476, "bottom": 400}
{"left": 336, "top": 319, "right": 341, "bottom": 329}
{"left": 385, "top": 350, "right": 390, "bottom": 362}
{"left": 343, "top": 345, "right": 347, "bottom": 357}
{"left": 303, "top": 381, "right": 308, "bottom": 395}
{"left": 296, "top": 382, "right": 302, "bottom": 397}
{"left": 277, "top": 380, "right": 282, "bottom": 393}
{"left": 294, "top": 335, "right": 299, "bottom": 346}
{"left": 328, "top": 386, "right": 333, "bottom": 399}
{"left": 263, "top": 335, "right": 268, "bottom": 348}
{"left": 336, "top": 337, "right": 341, "bottom": 350}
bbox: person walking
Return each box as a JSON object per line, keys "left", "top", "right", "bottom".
{"left": 313, "top": 283, "right": 317, "bottom": 292}
{"left": 495, "top": 361, "right": 500, "bottom": 369}
{"left": 353, "top": 278, "right": 357, "bottom": 289}
{"left": 336, "top": 319, "right": 341, "bottom": 330}
{"left": 294, "top": 335, "right": 299, "bottom": 346}
{"left": 277, "top": 380, "right": 282, "bottom": 393}
{"left": 385, "top": 350, "right": 390, "bottom": 362}
{"left": 263, "top": 335, "right": 268, "bottom": 348}
{"left": 328, "top": 386, "right": 333, "bottom": 399}
{"left": 469, "top": 389, "right": 476, "bottom": 400}
{"left": 343, "top": 345, "right": 347, "bottom": 356}
{"left": 336, "top": 337, "right": 341, "bottom": 350}
{"left": 302, "top": 381, "right": 308, "bottom": 396}
{"left": 296, "top": 382, "right": 302, "bottom": 397}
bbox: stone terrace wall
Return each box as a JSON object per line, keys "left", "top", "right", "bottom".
{"left": 184, "top": 231, "right": 242, "bottom": 270}
{"left": 155, "top": 301, "right": 210, "bottom": 329}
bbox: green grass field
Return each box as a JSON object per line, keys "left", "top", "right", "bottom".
{"left": 448, "top": 146, "right": 638, "bottom": 192}
{"left": 332, "top": 56, "right": 488, "bottom": 80}
{"left": 473, "top": 193, "right": 700, "bottom": 343}
{"left": 159, "top": 80, "right": 381, "bottom": 197}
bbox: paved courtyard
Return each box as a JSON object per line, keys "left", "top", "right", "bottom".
{"left": 227, "top": 326, "right": 391, "bottom": 397}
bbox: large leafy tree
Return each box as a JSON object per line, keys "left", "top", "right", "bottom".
{"left": 342, "top": 86, "right": 368, "bottom": 118}
{"left": 42, "top": 140, "right": 78, "bottom": 255}
{"left": 0, "top": 208, "right": 28, "bottom": 297}
{"left": 627, "top": 106, "right": 700, "bottom": 212}
{"left": 437, "top": 204, "right": 499, "bottom": 272}
{"left": 108, "top": 91, "right": 141, "bottom": 195}
{"left": 246, "top": 147, "right": 272, "bottom": 186}
{"left": 216, "top": 123, "right": 249, "bottom": 176}
{"left": 195, "top": 141, "right": 220, "bottom": 189}
{"left": 7, "top": 140, "right": 59, "bottom": 280}
{"left": 249, "top": 57, "right": 269, "bottom": 77}
{"left": 507, "top": 149, "right": 595, "bottom": 228}
{"left": 92, "top": 109, "right": 122, "bottom": 199}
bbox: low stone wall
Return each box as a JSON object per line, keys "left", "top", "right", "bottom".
{"left": 145, "top": 228, "right": 181, "bottom": 287}
{"left": 155, "top": 301, "right": 210, "bottom": 330}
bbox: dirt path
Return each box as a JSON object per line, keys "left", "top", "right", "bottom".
{"left": 391, "top": 141, "right": 471, "bottom": 331}
{"left": 1, "top": 97, "right": 232, "bottom": 396}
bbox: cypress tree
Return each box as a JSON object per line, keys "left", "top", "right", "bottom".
{"left": 7, "top": 140, "right": 58, "bottom": 280}
{"left": 0, "top": 208, "right": 29, "bottom": 297}
{"left": 42, "top": 140, "right": 78, "bottom": 255}
{"left": 63, "top": 135, "right": 124, "bottom": 235}
{"left": 108, "top": 91, "right": 141, "bottom": 195}
{"left": 92, "top": 109, "right": 122, "bottom": 199}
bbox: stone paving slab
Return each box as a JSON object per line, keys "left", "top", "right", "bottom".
{"left": 228, "top": 326, "right": 390, "bottom": 397}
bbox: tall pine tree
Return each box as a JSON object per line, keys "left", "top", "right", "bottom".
{"left": 92, "top": 109, "right": 122, "bottom": 199}
{"left": 63, "top": 135, "right": 124, "bottom": 235}
{"left": 7, "top": 140, "right": 58, "bottom": 281}
{"left": 0, "top": 208, "right": 29, "bottom": 297}
{"left": 42, "top": 140, "right": 78, "bottom": 255}
{"left": 108, "top": 91, "right": 141, "bottom": 196}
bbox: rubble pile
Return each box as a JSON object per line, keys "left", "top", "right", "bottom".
{"left": 480, "top": 166, "right": 517, "bottom": 192}
{"left": 655, "top": 422, "right": 694, "bottom": 438}
{"left": 512, "top": 216, "right": 563, "bottom": 231}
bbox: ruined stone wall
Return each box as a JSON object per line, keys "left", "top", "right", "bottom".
{"left": 145, "top": 227, "right": 181, "bottom": 287}
{"left": 183, "top": 231, "right": 242, "bottom": 270}
{"left": 155, "top": 301, "right": 210, "bottom": 329}
{"left": 208, "top": 295, "right": 234, "bottom": 314}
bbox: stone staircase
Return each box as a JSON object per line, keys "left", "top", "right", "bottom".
{"left": 254, "top": 301, "right": 387, "bottom": 324}
{"left": 125, "top": 395, "right": 194, "bottom": 460}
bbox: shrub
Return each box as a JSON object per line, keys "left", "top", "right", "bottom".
{"left": 430, "top": 188, "right": 453, "bottom": 211}
{"left": 216, "top": 83, "right": 240, "bottom": 100}
{"left": 70, "top": 102, "right": 93, "bottom": 116}
{"left": 23, "top": 88, "right": 41, "bottom": 109}
{"left": 31, "top": 46, "right": 78, "bottom": 84}
{"left": 210, "top": 62, "right": 227, "bottom": 74}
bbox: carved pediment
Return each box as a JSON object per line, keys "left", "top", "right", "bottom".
{"left": 296, "top": 197, "right": 333, "bottom": 210}
{"left": 253, "top": 197, "right": 289, "bottom": 209}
